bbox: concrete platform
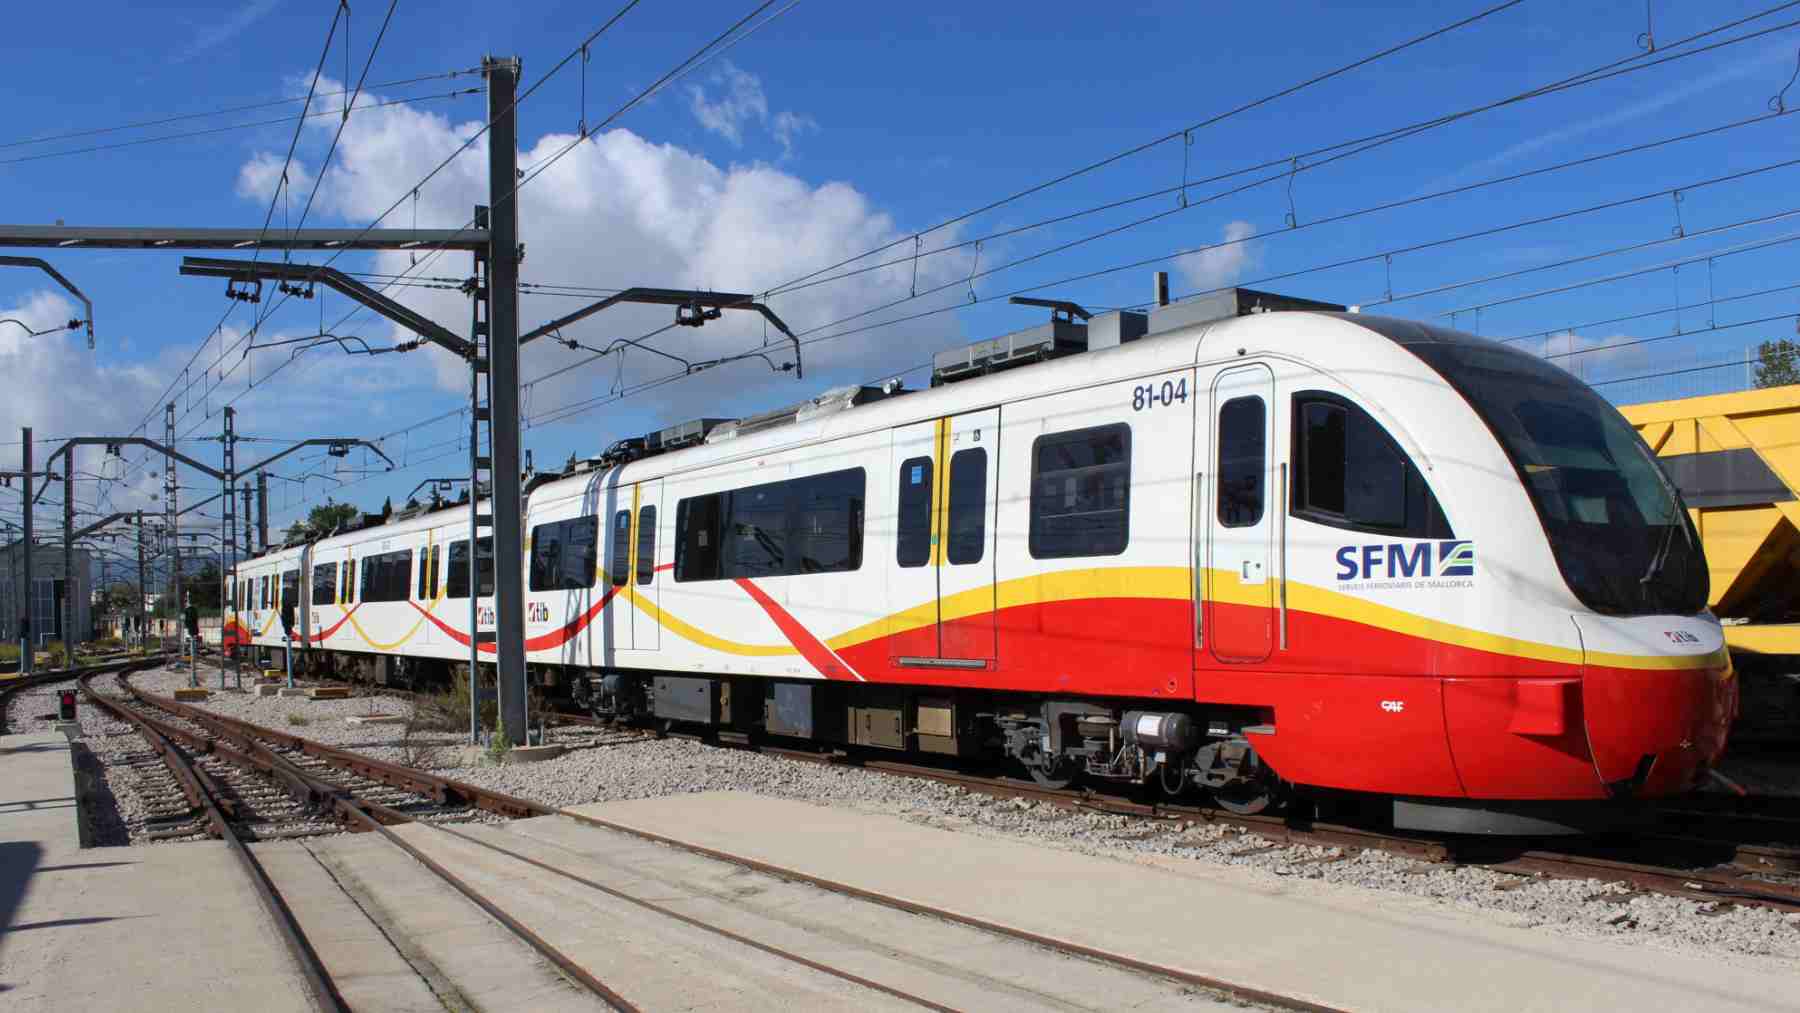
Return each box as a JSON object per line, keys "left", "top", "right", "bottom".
{"left": 568, "top": 791, "right": 1800, "bottom": 1013}
{"left": 0, "top": 733, "right": 312, "bottom": 1011}
{"left": 344, "top": 714, "right": 405, "bottom": 725}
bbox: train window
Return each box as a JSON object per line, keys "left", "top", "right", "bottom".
{"left": 1030, "top": 424, "right": 1131, "bottom": 558}
{"left": 946, "top": 448, "right": 987, "bottom": 565}
{"left": 446, "top": 537, "right": 495, "bottom": 598}
{"left": 259, "top": 575, "right": 270, "bottom": 609}
{"left": 1217, "top": 398, "right": 1265, "bottom": 528}
{"left": 636, "top": 505, "right": 656, "bottom": 585}
{"left": 359, "top": 549, "right": 414, "bottom": 603}
{"left": 529, "top": 515, "right": 598, "bottom": 592}
{"left": 895, "top": 456, "right": 933, "bottom": 568}
{"left": 280, "top": 570, "right": 298, "bottom": 610}
{"left": 1292, "top": 393, "right": 1453, "bottom": 538}
{"left": 675, "top": 468, "right": 866, "bottom": 582}
{"left": 791, "top": 469, "right": 864, "bottom": 574}
{"left": 416, "top": 543, "right": 442, "bottom": 600}
{"left": 610, "top": 510, "right": 631, "bottom": 587}
{"left": 312, "top": 563, "right": 336, "bottom": 606}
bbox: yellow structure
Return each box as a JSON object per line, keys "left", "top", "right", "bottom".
{"left": 1620, "top": 384, "right": 1800, "bottom": 656}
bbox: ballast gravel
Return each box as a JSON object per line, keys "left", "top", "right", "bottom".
{"left": 128, "top": 663, "right": 1800, "bottom": 972}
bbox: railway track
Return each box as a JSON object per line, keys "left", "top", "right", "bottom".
{"left": 100, "top": 668, "right": 1326, "bottom": 1011}
{"left": 1, "top": 652, "right": 166, "bottom": 734}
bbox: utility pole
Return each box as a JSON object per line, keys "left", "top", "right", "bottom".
{"left": 486, "top": 55, "right": 528, "bottom": 747}
{"left": 221, "top": 406, "right": 237, "bottom": 689}
{"left": 165, "top": 403, "right": 177, "bottom": 648}
{"left": 257, "top": 470, "right": 269, "bottom": 551}
{"left": 135, "top": 510, "right": 147, "bottom": 651}
{"left": 20, "top": 427, "right": 31, "bottom": 674}
{"left": 63, "top": 450, "right": 74, "bottom": 657}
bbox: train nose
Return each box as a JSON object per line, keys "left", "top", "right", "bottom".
{"left": 1574, "top": 618, "right": 1734, "bottom": 797}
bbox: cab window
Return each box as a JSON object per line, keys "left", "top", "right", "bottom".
{"left": 1291, "top": 392, "right": 1452, "bottom": 538}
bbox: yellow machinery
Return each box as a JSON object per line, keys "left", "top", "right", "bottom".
{"left": 1620, "top": 384, "right": 1800, "bottom": 657}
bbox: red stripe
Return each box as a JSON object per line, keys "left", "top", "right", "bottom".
{"left": 732, "top": 578, "right": 862, "bottom": 681}
{"left": 409, "top": 586, "right": 621, "bottom": 653}
{"left": 306, "top": 604, "right": 362, "bottom": 644}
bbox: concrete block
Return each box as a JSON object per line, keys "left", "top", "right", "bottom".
{"left": 308, "top": 687, "right": 352, "bottom": 700}
{"left": 346, "top": 714, "right": 405, "bottom": 726}
{"left": 501, "top": 743, "right": 565, "bottom": 765}
{"left": 172, "top": 688, "right": 211, "bottom": 702}
{"left": 255, "top": 684, "right": 283, "bottom": 698}
{"left": 276, "top": 687, "right": 310, "bottom": 698}
{"left": 52, "top": 720, "right": 81, "bottom": 736}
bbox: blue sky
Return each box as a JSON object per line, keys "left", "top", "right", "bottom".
{"left": 3, "top": 0, "right": 1799, "bottom": 543}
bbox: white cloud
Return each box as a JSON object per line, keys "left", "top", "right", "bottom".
{"left": 686, "top": 62, "right": 817, "bottom": 157}
{"left": 235, "top": 151, "right": 316, "bottom": 203}
{"left": 1177, "top": 220, "right": 1260, "bottom": 293}
{"left": 688, "top": 63, "right": 768, "bottom": 145}
{"left": 175, "top": 0, "right": 279, "bottom": 64}
{"left": 771, "top": 111, "right": 818, "bottom": 159}
{"left": 237, "top": 76, "right": 967, "bottom": 438}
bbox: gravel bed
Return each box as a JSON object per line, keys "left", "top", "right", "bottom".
{"left": 72, "top": 674, "right": 195, "bottom": 846}
{"left": 7, "top": 678, "right": 78, "bottom": 735}
{"left": 130, "top": 663, "right": 1800, "bottom": 970}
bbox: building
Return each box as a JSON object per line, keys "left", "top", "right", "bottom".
{"left": 0, "top": 541, "right": 94, "bottom": 647}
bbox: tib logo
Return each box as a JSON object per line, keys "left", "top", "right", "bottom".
{"left": 1336, "top": 540, "right": 1475, "bottom": 581}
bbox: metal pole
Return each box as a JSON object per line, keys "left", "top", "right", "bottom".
{"left": 285, "top": 628, "right": 294, "bottom": 689}
{"left": 486, "top": 55, "right": 528, "bottom": 749}
{"left": 165, "top": 403, "right": 178, "bottom": 656}
{"left": 222, "top": 406, "right": 237, "bottom": 690}
{"left": 469, "top": 249, "right": 485, "bottom": 746}
{"left": 257, "top": 471, "right": 269, "bottom": 551}
{"left": 20, "top": 427, "right": 31, "bottom": 675}
{"left": 63, "top": 452, "right": 74, "bottom": 663}
{"left": 136, "top": 511, "right": 147, "bottom": 652}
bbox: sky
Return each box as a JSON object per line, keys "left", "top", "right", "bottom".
{"left": 2, "top": 0, "right": 1799, "bottom": 559}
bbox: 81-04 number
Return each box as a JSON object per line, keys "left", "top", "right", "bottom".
{"left": 1132, "top": 377, "right": 1189, "bottom": 411}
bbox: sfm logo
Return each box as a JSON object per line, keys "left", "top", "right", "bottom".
{"left": 1336, "top": 540, "right": 1475, "bottom": 580}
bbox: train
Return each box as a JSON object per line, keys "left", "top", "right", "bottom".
{"left": 224, "top": 288, "right": 1735, "bottom": 834}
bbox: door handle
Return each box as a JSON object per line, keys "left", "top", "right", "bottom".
{"left": 1241, "top": 561, "right": 1253, "bottom": 581}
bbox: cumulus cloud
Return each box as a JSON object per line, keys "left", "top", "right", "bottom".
{"left": 1177, "top": 220, "right": 1260, "bottom": 293}
{"left": 235, "top": 151, "right": 316, "bottom": 203}
{"left": 246, "top": 76, "right": 966, "bottom": 435}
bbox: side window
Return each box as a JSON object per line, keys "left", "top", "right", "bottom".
{"left": 676, "top": 469, "right": 866, "bottom": 581}
{"left": 636, "top": 505, "right": 656, "bottom": 585}
{"left": 359, "top": 550, "right": 413, "bottom": 603}
{"left": 312, "top": 563, "right": 336, "bottom": 606}
{"left": 610, "top": 510, "right": 631, "bottom": 587}
{"left": 530, "top": 515, "right": 598, "bottom": 591}
{"left": 790, "top": 469, "right": 863, "bottom": 574}
{"left": 1292, "top": 393, "right": 1453, "bottom": 537}
{"left": 280, "top": 570, "right": 298, "bottom": 610}
{"left": 1217, "top": 397, "right": 1265, "bottom": 528}
{"left": 259, "top": 576, "right": 270, "bottom": 609}
{"left": 446, "top": 537, "right": 495, "bottom": 598}
{"left": 675, "top": 494, "right": 722, "bottom": 582}
{"left": 1030, "top": 423, "right": 1131, "bottom": 559}
{"left": 895, "top": 456, "right": 933, "bottom": 568}
{"left": 417, "top": 545, "right": 432, "bottom": 600}
{"left": 946, "top": 447, "right": 987, "bottom": 565}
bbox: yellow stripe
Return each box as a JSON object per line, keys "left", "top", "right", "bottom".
{"left": 620, "top": 586, "right": 797, "bottom": 656}
{"left": 628, "top": 484, "right": 642, "bottom": 585}
{"left": 930, "top": 417, "right": 950, "bottom": 567}
{"left": 344, "top": 609, "right": 428, "bottom": 651}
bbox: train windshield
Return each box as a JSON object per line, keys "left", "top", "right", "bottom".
{"left": 1346, "top": 316, "right": 1706, "bottom": 618}
{"left": 1386, "top": 324, "right": 1708, "bottom": 616}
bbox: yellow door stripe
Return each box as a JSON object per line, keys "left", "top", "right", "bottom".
{"left": 930, "top": 417, "right": 950, "bottom": 567}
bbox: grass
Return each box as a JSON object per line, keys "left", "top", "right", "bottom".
{"left": 285, "top": 712, "right": 310, "bottom": 727}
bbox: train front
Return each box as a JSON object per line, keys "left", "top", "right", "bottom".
{"left": 1369, "top": 319, "right": 1736, "bottom": 833}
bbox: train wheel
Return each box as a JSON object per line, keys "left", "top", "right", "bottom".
{"left": 1027, "top": 757, "right": 1074, "bottom": 790}
{"left": 1212, "top": 772, "right": 1284, "bottom": 816}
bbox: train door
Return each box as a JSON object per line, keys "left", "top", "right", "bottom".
{"left": 1207, "top": 364, "right": 1276, "bottom": 663}
{"left": 886, "top": 409, "right": 1000, "bottom": 666}
{"left": 417, "top": 531, "right": 438, "bottom": 646}
{"left": 627, "top": 480, "right": 660, "bottom": 651}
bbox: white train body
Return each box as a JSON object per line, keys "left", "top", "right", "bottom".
{"left": 226, "top": 308, "right": 1732, "bottom": 828}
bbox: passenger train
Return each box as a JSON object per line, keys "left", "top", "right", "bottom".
{"left": 225, "top": 290, "right": 1733, "bottom": 833}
